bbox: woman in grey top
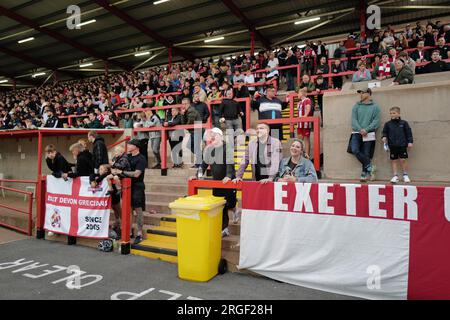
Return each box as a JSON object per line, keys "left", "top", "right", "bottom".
{"left": 274, "top": 139, "right": 318, "bottom": 183}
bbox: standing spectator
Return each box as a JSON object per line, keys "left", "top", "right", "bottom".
{"left": 423, "top": 25, "right": 436, "bottom": 47}
{"left": 410, "top": 41, "right": 430, "bottom": 74}
{"left": 392, "top": 59, "right": 414, "bottom": 85}
{"left": 68, "top": 142, "right": 94, "bottom": 178}
{"left": 219, "top": 89, "right": 243, "bottom": 135}
{"left": 243, "top": 68, "right": 256, "bottom": 96}
{"left": 88, "top": 131, "right": 109, "bottom": 174}
{"left": 352, "top": 62, "right": 372, "bottom": 82}
{"left": 382, "top": 106, "right": 413, "bottom": 184}
{"left": 144, "top": 110, "right": 162, "bottom": 169}
{"left": 192, "top": 93, "right": 210, "bottom": 124}
{"left": 285, "top": 50, "right": 299, "bottom": 91}
{"left": 252, "top": 86, "right": 287, "bottom": 141}
{"left": 234, "top": 123, "right": 282, "bottom": 183}
{"left": 235, "top": 80, "right": 250, "bottom": 132}
{"left": 314, "top": 76, "right": 328, "bottom": 124}
{"left": 334, "top": 41, "right": 348, "bottom": 70}
{"left": 45, "top": 144, "right": 71, "bottom": 179}
{"left": 296, "top": 87, "right": 313, "bottom": 157}
{"left": 349, "top": 88, "right": 380, "bottom": 182}
{"left": 134, "top": 113, "right": 149, "bottom": 167}
{"left": 315, "top": 56, "right": 330, "bottom": 86}
{"left": 266, "top": 52, "right": 280, "bottom": 82}
{"left": 164, "top": 107, "right": 184, "bottom": 168}
{"left": 112, "top": 139, "right": 147, "bottom": 245}
{"left": 331, "top": 59, "right": 343, "bottom": 89}
{"left": 180, "top": 97, "right": 202, "bottom": 168}
{"left": 190, "top": 128, "right": 237, "bottom": 237}
{"left": 315, "top": 40, "right": 327, "bottom": 61}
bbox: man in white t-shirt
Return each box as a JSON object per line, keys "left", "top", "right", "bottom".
{"left": 266, "top": 52, "right": 279, "bottom": 80}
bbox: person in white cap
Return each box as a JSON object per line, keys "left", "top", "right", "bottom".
{"left": 189, "top": 127, "right": 237, "bottom": 237}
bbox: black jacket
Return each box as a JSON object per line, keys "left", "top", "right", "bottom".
{"left": 46, "top": 152, "right": 71, "bottom": 178}
{"left": 112, "top": 153, "right": 131, "bottom": 171}
{"left": 219, "top": 99, "right": 242, "bottom": 120}
{"left": 423, "top": 61, "right": 449, "bottom": 74}
{"left": 92, "top": 137, "right": 109, "bottom": 170}
{"left": 192, "top": 102, "right": 210, "bottom": 123}
{"left": 382, "top": 118, "right": 413, "bottom": 147}
{"left": 69, "top": 150, "right": 94, "bottom": 178}
{"left": 44, "top": 116, "right": 60, "bottom": 128}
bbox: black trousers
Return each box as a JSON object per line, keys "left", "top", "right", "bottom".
{"left": 139, "top": 139, "right": 149, "bottom": 167}
{"left": 213, "top": 188, "right": 237, "bottom": 230}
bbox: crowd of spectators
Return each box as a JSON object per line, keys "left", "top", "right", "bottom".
{"left": 1, "top": 20, "right": 449, "bottom": 132}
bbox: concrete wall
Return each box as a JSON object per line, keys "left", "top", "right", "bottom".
{"left": 343, "top": 71, "right": 450, "bottom": 91}
{"left": 0, "top": 130, "right": 127, "bottom": 188}
{"left": 323, "top": 79, "right": 450, "bottom": 182}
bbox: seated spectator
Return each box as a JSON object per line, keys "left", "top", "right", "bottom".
{"left": 392, "top": 59, "right": 414, "bottom": 85}
{"left": 410, "top": 41, "right": 430, "bottom": 73}
{"left": 398, "top": 51, "right": 416, "bottom": 75}
{"left": 437, "top": 37, "right": 450, "bottom": 59}
{"left": 352, "top": 62, "right": 372, "bottom": 82}
{"left": 84, "top": 111, "right": 103, "bottom": 129}
{"left": 422, "top": 50, "right": 449, "bottom": 73}
{"left": 44, "top": 107, "right": 60, "bottom": 128}
{"left": 299, "top": 74, "right": 316, "bottom": 92}
{"left": 274, "top": 139, "right": 318, "bottom": 183}
{"left": 374, "top": 53, "right": 396, "bottom": 80}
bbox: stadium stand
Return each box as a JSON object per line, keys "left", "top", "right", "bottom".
{"left": 1, "top": 0, "right": 450, "bottom": 300}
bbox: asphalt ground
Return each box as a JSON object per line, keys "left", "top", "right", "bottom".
{"left": 0, "top": 235, "right": 358, "bottom": 300}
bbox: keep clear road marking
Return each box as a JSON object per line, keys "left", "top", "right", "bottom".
{"left": 0, "top": 258, "right": 203, "bottom": 300}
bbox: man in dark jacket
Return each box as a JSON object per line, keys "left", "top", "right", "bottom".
{"left": 44, "top": 107, "right": 60, "bottom": 128}
{"left": 392, "top": 59, "right": 414, "bottom": 86}
{"left": 88, "top": 131, "right": 109, "bottom": 173}
{"left": 68, "top": 143, "right": 94, "bottom": 178}
{"left": 189, "top": 128, "right": 237, "bottom": 237}
{"left": 234, "top": 80, "right": 250, "bottom": 132}
{"left": 180, "top": 98, "right": 202, "bottom": 167}
{"left": 219, "top": 90, "right": 243, "bottom": 134}
{"left": 45, "top": 144, "right": 71, "bottom": 179}
{"left": 192, "top": 93, "right": 210, "bottom": 124}
{"left": 423, "top": 50, "right": 449, "bottom": 74}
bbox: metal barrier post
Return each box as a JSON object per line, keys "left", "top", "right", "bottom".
{"left": 161, "top": 129, "right": 168, "bottom": 176}
{"left": 289, "top": 93, "right": 295, "bottom": 138}
{"left": 36, "top": 175, "right": 46, "bottom": 239}
{"left": 120, "top": 178, "right": 132, "bottom": 255}
{"left": 313, "top": 117, "right": 321, "bottom": 173}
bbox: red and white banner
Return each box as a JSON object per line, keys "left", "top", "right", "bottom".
{"left": 239, "top": 182, "right": 450, "bottom": 300}
{"left": 44, "top": 175, "right": 111, "bottom": 239}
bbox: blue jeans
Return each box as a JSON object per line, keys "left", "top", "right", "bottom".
{"left": 350, "top": 133, "right": 374, "bottom": 173}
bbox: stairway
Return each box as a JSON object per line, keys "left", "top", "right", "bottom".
{"left": 129, "top": 168, "right": 194, "bottom": 263}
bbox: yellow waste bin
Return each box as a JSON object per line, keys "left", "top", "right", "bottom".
{"left": 169, "top": 195, "right": 226, "bottom": 282}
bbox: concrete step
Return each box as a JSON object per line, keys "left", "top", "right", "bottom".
{"left": 146, "top": 192, "right": 185, "bottom": 204}
{"left": 145, "top": 168, "right": 196, "bottom": 177}
{"left": 131, "top": 239, "right": 178, "bottom": 264}
{"left": 146, "top": 201, "right": 171, "bottom": 215}
{"left": 145, "top": 225, "right": 177, "bottom": 243}
{"left": 222, "top": 249, "right": 240, "bottom": 265}
{"left": 145, "top": 175, "right": 190, "bottom": 184}
{"left": 228, "top": 222, "right": 240, "bottom": 236}
{"left": 146, "top": 183, "right": 188, "bottom": 194}
{"left": 222, "top": 234, "right": 240, "bottom": 253}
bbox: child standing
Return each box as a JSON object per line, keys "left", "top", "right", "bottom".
{"left": 297, "top": 87, "right": 313, "bottom": 158}
{"left": 381, "top": 107, "right": 413, "bottom": 184}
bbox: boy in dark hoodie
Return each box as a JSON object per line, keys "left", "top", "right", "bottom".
{"left": 382, "top": 107, "right": 413, "bottom": 184}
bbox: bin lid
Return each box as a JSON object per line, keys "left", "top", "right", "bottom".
{"left": 169, "top": 195, "right": 226, "bottom": 211}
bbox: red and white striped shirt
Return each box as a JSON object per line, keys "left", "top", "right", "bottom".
{"left": 298, "top": 97, "right": 312, "bottom": 129}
